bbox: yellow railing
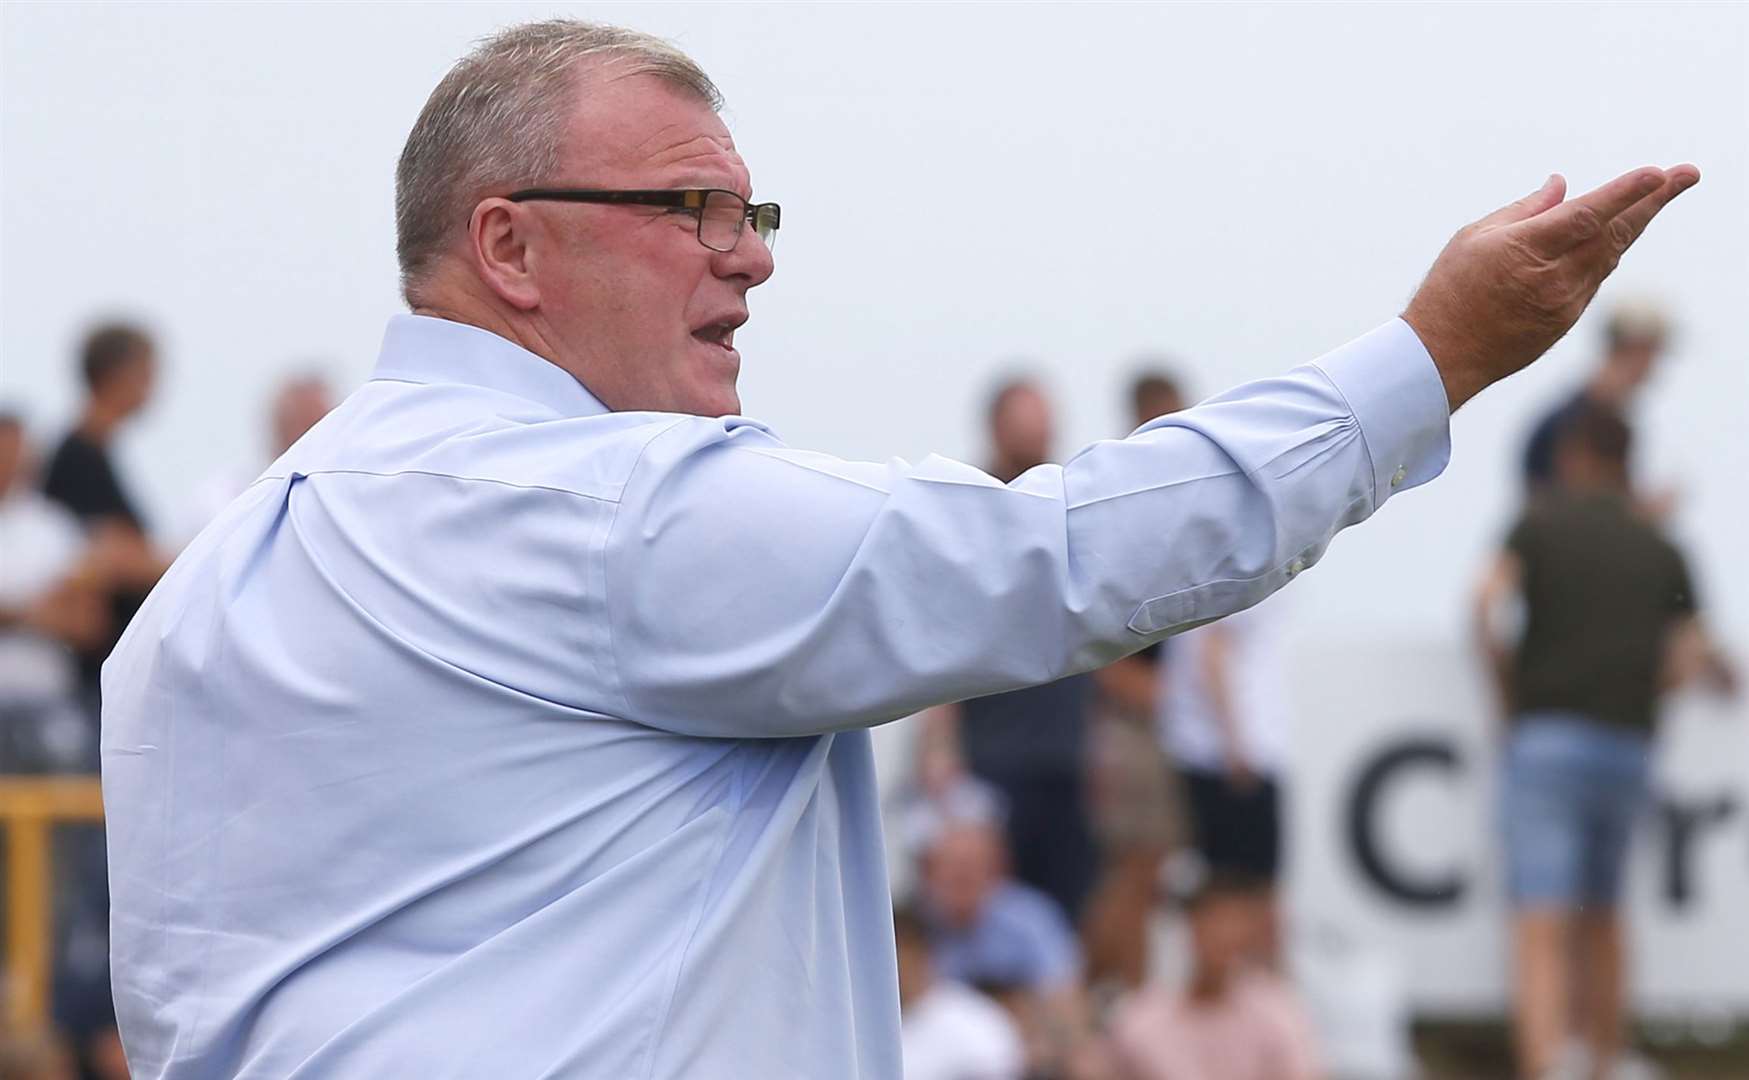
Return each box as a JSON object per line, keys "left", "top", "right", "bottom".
{"left": 0, "top": 775, "right": 105, "bottom": 1029}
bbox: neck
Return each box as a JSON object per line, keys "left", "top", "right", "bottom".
{"left": 1587, "top": 368, "right": 1635, "bottom": 408}
{"left": 1186, "top": 967, "right": 1231, "bottom": 1004}
{"left": 989, "top": 455, "right": 1034, "bottom": 484}
{"left": 77, "top": 400, "right": 127, "bottom": 443}
{"left": 411, "top": 272, "right": 564, "bottom": 365}
{"left": 412, "top": 288, "right": 602, "bottom": 400}
{"left": 897, "top": 972, "right": 931, "bottom": 1011}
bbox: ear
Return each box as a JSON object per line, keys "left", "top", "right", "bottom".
{"left": 468, "top": 198, "right": 543, "bottom": 311}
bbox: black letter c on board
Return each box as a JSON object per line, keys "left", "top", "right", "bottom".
{"left": 1347, "top": 738, "right": 1466, "bottom": 907}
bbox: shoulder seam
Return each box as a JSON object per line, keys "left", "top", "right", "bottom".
{"left": 258, "top": 467, "right": 620, "bottom": 505}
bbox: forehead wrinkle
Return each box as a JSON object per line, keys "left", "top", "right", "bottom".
{"left": 639, "top": 133, "right": 743, "bottom": 179}
{"left": 642, "top": 136, "right": 751, "bottom": 195}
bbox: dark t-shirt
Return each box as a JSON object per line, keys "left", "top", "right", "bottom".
{"left": 1508, "top": 491, "right": 1695, "bottom": 733}
{"left": 958, "top": 674, "right": 1093, "bottom": 779}
{"left": 42, "top": 430, "right": 150, "bottom": 689}
{"left": 42, "top": 430, "right": 145, "bottom": 529}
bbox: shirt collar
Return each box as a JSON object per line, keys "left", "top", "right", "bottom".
{"left": 370, "top": 314, "right": 610, "bottom": 419}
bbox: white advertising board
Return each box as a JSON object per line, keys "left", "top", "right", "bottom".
{"left": 1288, "top": 639, "right": 1749, "bottom": 1019}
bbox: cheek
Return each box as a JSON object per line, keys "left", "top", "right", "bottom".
{"left": 607, "top": 249, "right": 713, "bottom": 343}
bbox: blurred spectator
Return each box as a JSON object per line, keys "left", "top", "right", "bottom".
{"left": 268, "top": 372, "right": 336, "bottom": 455}
{"left": 919, "top": 816, "right": 1086, "bottom": 1076}
{"left": 34, "top": 321, "right": 168, "bottom": 1080}
{"left": 895, "top": 764, "right": 1008, "bottom": 865}
{"left": 1158, "top": 600, "right": 1293, "bottom": 965}
{"left": 77, "top": 1027, "right": 128, "bottom": 1080}
{"left": 0, "top": 410, "right": 112, "bottom": 772}
{"left": 175, "top": 371, "right": 335, "bottom": 542}
{"left": 0, "top": 1026, "right": 77, "bottom": 1080}
{"left": 937, "top": 377, "right": 1101, "bottom": 924}
{"left": 1106, "top": 863, "right": 1322, "bottom": 1080}
{"left": 1, "top": 410, "right": 129, "bottom": 1078}
{"left": 40, "top": 321, "right": 171, "bottom": 699}
{"left": 1474, "top": 403, "right": 1736, "bottom": 1080}
{"left": 1128, "top": 370, "right": 1188, "bottom": 429}
{"left": 897, "top": 904, "right": 1025, "bottom": 1080}
{"left": 921, "top": 816, "right": 1081, "bottom": 994}
{"left": 1521, "top": 299, "right": 1667, "bottom": 493}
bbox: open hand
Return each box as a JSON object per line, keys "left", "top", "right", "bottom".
{"left": 1403, "top": 165, "right": 1700, "bottom": 410}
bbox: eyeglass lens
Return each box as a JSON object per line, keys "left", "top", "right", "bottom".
{"left": 698, "top": 191, "right": 778, "bottom": 253}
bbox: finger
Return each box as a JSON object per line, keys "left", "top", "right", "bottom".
{"left": 1599, "top": 166, "right": 1701, "bottom": 259}
{"left": 1478, "top": 173, "right": 1567, "bottom": 228}
{"left": 1517, "top": 166, "right": 1666, "bottom": 256}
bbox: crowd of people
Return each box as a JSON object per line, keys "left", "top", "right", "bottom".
{"left": 0, "top": 300, "right": 1735, "bottom": 1080}
{"left": 0, "top": 324, "right": 333, "bottom": 1080}
{"left": 882, "top": 302, "right": 1737, "bottom": 1080}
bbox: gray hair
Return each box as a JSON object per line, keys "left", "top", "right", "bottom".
{"left": 394, "top": 19, "right": 722, "bottom": 301}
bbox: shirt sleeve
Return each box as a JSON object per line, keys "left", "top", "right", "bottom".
{"left": 604, "top": 319, "right": 1451, "bottom": 737}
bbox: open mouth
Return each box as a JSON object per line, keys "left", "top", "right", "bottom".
{"left": 692, "top": 323, "right": 737, "bottom": 352}
{"left": 692, "top": 312, "right": 747, "bottom": 355}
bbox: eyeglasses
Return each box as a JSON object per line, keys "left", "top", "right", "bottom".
{"left": 505, "top": 188, "right": 781, "bottom": 254}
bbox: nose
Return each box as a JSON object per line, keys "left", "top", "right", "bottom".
{"left": 712, "top": 226, "right": 775, "bottom": 289}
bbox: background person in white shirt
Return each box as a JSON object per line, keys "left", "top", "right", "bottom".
{"left": 1159, "top": 599, "right": 1295, "bottom": 964}
{"left": 897, "top": 905, "right": 1025, "bottom": 1080}
{"left": 99, "top": 16, "right": 1702, "bottom": 1079}
{"left": 0, "top": 410, "right": 111, "bottom": 770}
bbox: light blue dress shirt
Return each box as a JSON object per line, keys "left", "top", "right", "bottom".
{"left": 103, "top": 314, "right": 1449, "bottom": 1078}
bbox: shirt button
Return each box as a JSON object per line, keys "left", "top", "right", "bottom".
{"left": 1391, "top": 465, "right": 1407, "bottom": 488}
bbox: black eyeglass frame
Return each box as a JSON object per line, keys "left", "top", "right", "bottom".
{"left": 503, "top": 188, "right": 781, "bottom": 253}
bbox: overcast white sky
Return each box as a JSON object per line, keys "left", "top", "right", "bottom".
{"left": 4, "top": 1, "right": 1746, "bottom": 648}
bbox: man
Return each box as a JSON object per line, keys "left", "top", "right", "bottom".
{"left": 943, "top": 377, "right": 1102, "bottom": 924}
{"left": 41, "top": 322, "right": 170, "bottom": 701}
{"left": 100, "top": 17, "right": 1699, "bottom": 1079}
{"left": 919, "top": 817, "right": 1080, "bottom": 996}
{"left": 917, "top": 817, "right": 1083, "bottom": 1077}
{"left": 1107, "top": 864, "right": 1322, "bottom": 1080}
{"left": 1520, "top": 299, "right": 1668, "bottom": 491}
{"left": 1475, "top": 404, "right": 1733, "bottom": 1080}
{"left": 896, "top": 905, "right": 1025, "bottom": 1080}
{"left": 1130, "top": 369, "right": 1188, "bottom": 426}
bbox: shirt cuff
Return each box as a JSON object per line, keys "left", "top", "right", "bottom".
{"left": 1312, "top": 317, "right": 1452, "bottom": 512}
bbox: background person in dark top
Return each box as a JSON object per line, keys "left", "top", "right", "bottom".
{"left": 34, "top": 323, "right": 170, "bottom": 1080}
{"left": 935, "top": 377, "right": 1102, "bottom": 926}
{"left": 1475, "top": 404, "right": 1736, "bottom": 1080}
{"left": 41, "top": 321, "right": 171, "bottom": 699}
{"left": 1520, "top": 300, "right": 1667, "bottom": 493}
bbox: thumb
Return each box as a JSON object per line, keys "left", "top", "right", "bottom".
{"left": 1479, "top": 173, "right": 1567, "bottom": 228}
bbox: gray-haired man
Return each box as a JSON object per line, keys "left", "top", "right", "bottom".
{"left": 102, "top": 18, "right": 1698, "bottom": 1078}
